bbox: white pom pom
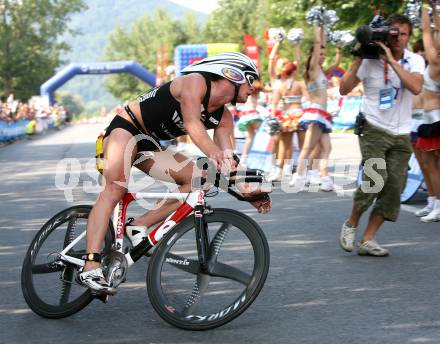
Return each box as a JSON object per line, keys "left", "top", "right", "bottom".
{"left": 328, "top": 30, "right": 354, "bottom": 47}
{"left": 268, "top": 27, "right": 286, "bottom": 42}
{"left": 306, "top": 5, "right": 339, "bottom": 27}
{"left": 287, "top": 28, "right": 304, "bottom": 45}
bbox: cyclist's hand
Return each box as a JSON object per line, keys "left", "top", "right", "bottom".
{"left": 209, "top": 149, "right": 236, "bottom": 174}
{"left": 238, "top": 182, "right": 272, "bottom": 214}
{"left": 251, "top": 195, "right": 272, "bottom": 214}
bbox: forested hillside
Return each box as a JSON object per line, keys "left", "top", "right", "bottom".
{"left": 58, "top": 0, "right": 206, "bottom": 108}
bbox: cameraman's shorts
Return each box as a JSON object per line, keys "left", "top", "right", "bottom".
{"left": 353, "top": 121, "right": 412, "bottom": 222}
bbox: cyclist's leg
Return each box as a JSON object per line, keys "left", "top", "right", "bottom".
{"left": 84, "top": 128, "right": 137, "bottom": 273}
{"left": 131, "top": 150, "right": 195, "bottom": 227}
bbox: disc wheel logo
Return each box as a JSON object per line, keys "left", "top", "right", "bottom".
{"left": 221, "top": 67, "right": 244, "bottom": 82}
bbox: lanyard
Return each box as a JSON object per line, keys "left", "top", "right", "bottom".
{"left": 384, "top": 61, "right": 390, "bottom": 86}
{"left": 383, "top": 58, "right": 407, "bottom": 91}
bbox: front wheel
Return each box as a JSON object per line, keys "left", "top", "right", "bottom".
{"left": 147, "top": 208, "right": 270, "bottom": 330}
{"left": 21, "top": 205, "right": 114, "bottom": 319}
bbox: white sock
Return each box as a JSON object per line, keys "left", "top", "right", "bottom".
{"left": 282, "top": 164, "right": 291, "bottom": 175}
{"left": 428, "top": 196, "right": 436, "bottom": 206}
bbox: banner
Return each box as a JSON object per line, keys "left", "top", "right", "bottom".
{"left": 0, "top": 120, "right": 30, "bottom": 142}
{"left": 163, "top": 43, "right": 168, "bottom": 81}
{"left": 244, "top": 34, "right": 260, "bottom": 71}
{"left": 264, "top": 30, "right": 277, "bottom": 58}
{"left": 156, "top": 48, "right": 163, "bottom": 86}
{"left": 333, "top": 96, "right": 363, "bottom": 129}
{"left": 246, "top": 119, "right": 276, "bottom": 172}
{"left": 401, "top": 154, "right": 424, "bottom": 203}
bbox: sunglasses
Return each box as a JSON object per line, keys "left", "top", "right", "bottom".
{"left": 246, "top": 75, "right": 256, "bottom": 87}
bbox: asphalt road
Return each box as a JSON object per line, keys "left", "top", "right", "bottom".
{"left": 1, "top": 123, "right": 440, "bottom": 344}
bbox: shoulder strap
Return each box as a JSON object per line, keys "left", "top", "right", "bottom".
{"left": 125, "top": 105, "right": 147, "bottom": 135}
{"left": 200, "top": 74, "right": 211, "bottom": 112}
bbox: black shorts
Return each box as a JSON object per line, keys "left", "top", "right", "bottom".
{"left": 104, "top": 115, "right": 162, "bottom": 153}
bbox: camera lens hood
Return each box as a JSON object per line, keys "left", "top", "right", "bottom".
{"left": 355, "top": 25, "right": 372, "bottom": 44}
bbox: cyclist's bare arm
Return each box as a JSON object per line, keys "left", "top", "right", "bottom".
{"left": 174, "top": 75, "right": 221, "bottom": 155}
{"left": 214, "top": 109, "right": 272, "bottom": 213}
{"left": 213, "top": 107, "right": 234, "bottom": 150}
{"left": 174, "top": 74, "right": 234, "bottom": 169}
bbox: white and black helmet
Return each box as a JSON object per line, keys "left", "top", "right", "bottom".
{"left": 181, "top": 52, "right": 259, "bottom": 87}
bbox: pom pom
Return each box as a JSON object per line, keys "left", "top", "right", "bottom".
{"left": 328, "top": 30, "right": 355, "bottom": 47}
{"left": 306, "top": 5, "right": 339, "bottom": 27}
{"left": 287, "top": 28, "right": 304, "bottom": 45}
{"left": 324, "top": 10, "right": 339, "bottom": 27}
{"left": 404, "top": 0, "right": 422, "bottom": 27}
{"left": 404, "top": 0, "right": 440, "bottom": 28}
{"left": 268, "top": 27, "right": 286, "bottom": 42}
{"left": 306, "top": 5, "right": 325, "bottom": 25}
{"left": 265, "top": 118, "right": 281, "bottom": 135}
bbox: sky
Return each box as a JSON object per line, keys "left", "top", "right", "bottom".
{"left": 168, "top": 0, "right": 219, "bottom": 14}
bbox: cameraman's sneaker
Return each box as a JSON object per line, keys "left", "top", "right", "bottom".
{"left": 416, "top": 196, "right": 435, "bottom": 217}
{"left": 125, "top": 218, "right": 149, "bottom": 247}
{"left": 339, "top": 221, "right": 357, "bottom": 252}
{"left": 77, "top": 267, "right": 116, "bottom": 295}
{"left": 358, "top": 239, "right": 389, "bottom": 257}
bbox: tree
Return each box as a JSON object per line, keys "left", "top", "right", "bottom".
{"left": 0, "top": 0, "right": 86, "bottom": 100}
{"left": 104, "top": 9, "right": 190, "bottom": 101}
{"left": 181, "top": 12, "right": 202, "bottom": 44}
{"left": 203, "top": 0, "right": 262, "bottom": 44}
{"left": 55, "top": 91, "right": 84, "bottom": 116}
{"left": 266, "top": 1, "right": 408, "bottom": 72}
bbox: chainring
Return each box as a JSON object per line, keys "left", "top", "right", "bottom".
{"left": 101, "top": 250, "right": 128, "bottom": 288}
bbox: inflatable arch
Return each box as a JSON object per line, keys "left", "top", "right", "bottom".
{"left": 40, "top": 61, "right": 156, "bottom": 104}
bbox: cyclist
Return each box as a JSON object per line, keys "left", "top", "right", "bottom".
{"left": 78, "top": 52, "right": 272, "bottom": 293}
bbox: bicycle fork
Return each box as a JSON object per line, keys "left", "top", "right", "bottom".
{"left": 194, "top": 203, "right": 211, "bottom": 273}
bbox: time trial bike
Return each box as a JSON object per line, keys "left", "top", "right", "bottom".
{"left": 21, "top": 167, "right": 271, "bottom": 330}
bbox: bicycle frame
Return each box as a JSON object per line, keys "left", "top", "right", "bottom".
{"left": 58, "top": 190, "right": 205, "bottom": 269}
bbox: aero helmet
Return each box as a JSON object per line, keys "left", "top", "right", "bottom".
{"left": 181, "top": 52, "right": 259, "bottom": 105}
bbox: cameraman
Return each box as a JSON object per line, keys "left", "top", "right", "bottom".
{"left": 339, "top": 14, "right": 425, "bottom": 256}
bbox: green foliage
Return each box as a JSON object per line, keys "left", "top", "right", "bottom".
{"left": 55, "top": 91, "right": 84, "bottom": 116}
{"left": 264, "top": 1, "right": 407, "bottom": 74}
{"left": 0, "top": 0, "right": 85, "bottom": 101}
{"left": 182, "top": 12, "right": 203, "bottom": 44}
{"left": 203, "top": 0, "right": 261, "bottom": 44}
{"left": 104, "top": 8, "right": 202, "bottom": 101}
{"left": 201, "top": 0, "right": 409, "bottom": 81}
{"left": 0, "top": 0, "right": 412, "bottom": 105}
{"left": 58, "top": 0, "right": 206, "bottom": 105}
